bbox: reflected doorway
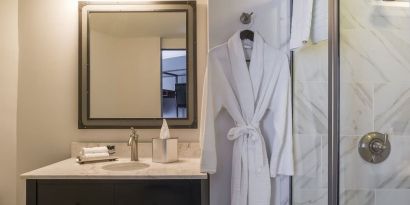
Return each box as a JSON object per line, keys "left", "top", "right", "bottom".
{"left": 161, "top": 49, "right": 187, "bottom": 118}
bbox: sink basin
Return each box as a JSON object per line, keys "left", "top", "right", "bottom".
{"left": 102, "top": 162, "right": 149, "bottom": 171}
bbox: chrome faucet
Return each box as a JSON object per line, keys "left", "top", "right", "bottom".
{"left": 128, "top": 127, "right": 139, "bottom": 161}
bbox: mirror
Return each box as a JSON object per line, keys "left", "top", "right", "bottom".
{"left": 79, "top": 2, "right": 197, "bottom": 129}
{"left": 89, "top": 12, "right": 187, "bottom": 119}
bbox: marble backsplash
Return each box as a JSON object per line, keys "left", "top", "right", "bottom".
{"left": 71, "top": 142, "right": 201, "bottom": 158}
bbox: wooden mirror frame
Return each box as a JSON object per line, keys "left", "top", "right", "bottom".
{"left": 78, "top": 1, "right": 197, "bottom": 129}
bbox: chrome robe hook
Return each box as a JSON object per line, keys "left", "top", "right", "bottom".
{"left": 240, "top": 12, "right": 253, "bottom": 25}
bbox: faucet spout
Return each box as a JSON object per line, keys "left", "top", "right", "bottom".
{"left": 128, "top": 127, "right": 139, "bottom": 161}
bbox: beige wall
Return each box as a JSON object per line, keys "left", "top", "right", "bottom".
{"left": 0, "top": 0, "right": 18, "bottom": 204}
{"left": 162, "top": 38, "right": 186, "bottom": 49}
{"left": 90, "top": 31, "right": 161, "bottom": 118}
{"left": 16, "top": 0, "right": 207, "bottom": 205}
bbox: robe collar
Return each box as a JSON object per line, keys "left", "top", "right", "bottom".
{"left": 227, "top": 30, "right": 264, "bottom": 122}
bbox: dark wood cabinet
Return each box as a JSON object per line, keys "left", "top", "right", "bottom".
{"left": 27, "top": 179, "right": 208, "bottom": 205}
{"left": 36, "top": 181, "right": 113, "bottom": 205}
{"left": 115, "top": 180, "right": 201, "bottom": 205}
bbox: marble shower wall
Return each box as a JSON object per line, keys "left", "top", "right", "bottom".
{"left": 292, "top": 0, "right": 410, "bottom": 204}
{"left": 292, "top": 40, "right": 329, "bottom": 205}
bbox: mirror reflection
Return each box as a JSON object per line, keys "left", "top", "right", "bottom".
{"left": 161, "top": 50, "right": 187, "bottom": 118}
{"left": 88, "top": 11, "right": 187, "bottom": 119}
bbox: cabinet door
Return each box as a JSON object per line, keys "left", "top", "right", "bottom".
{"left": 37, "top": 180, "right": 114, "bottom": 205}
{"left": 114, "top": 180, "right": 201, "bottom": 205}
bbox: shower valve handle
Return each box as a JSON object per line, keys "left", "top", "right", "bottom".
{"left": 358, "top": 132, "right": 391, "bottom": 164}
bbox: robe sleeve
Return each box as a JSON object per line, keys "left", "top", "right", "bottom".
{"left": 199, "top": 61, "right": 222, "bottom": 174}
{"left": 269, "top": 57, "right": 294, "bottom": 177}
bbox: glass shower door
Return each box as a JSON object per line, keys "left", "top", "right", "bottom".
{"left": 292, "top": 0, "right": 410, "bottom": 204}
{"left": 339, "top": 0, "right": 410, "bottom": 204}
{"left": 291, "top": 34, "right": 329, "bottom": 205}
{"left": 291, "top": 1, "right": 330, "bottom": 205}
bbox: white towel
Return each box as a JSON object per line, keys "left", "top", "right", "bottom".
{"left": 83, "top": 153, "right": 110, "bottom": 158}
{"left": 290, "top": 0, "right": 328, "bottom": 50}
{"left": 311, "top": 0, "right": 328, "bottom": 43}
{"left": 82, "top": 146, "right": 108, "bottom": 154}
{"left": 290, "top": 0, "right": 314, "bottom": 49}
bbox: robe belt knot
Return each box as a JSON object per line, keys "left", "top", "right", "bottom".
{"left": 227, "top": 122, "right": 265, "bottom": 173}
{"left": 227, "top": 123, "right": 259, "bottom": 141}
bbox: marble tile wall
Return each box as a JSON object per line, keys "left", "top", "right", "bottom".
{"left": 292, "top": 0, "right": 410, "bottom": 204}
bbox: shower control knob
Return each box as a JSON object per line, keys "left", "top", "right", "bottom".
{"left": 358, "top": 132, "right": 391, "bottom": 164}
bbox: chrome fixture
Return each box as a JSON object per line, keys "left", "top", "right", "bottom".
{"left": 358, "top": 132, "right": 391, "bottom": 164}
{"left": 240, "top": 12, "right": 253, "bottom": 24}
{"left": 128, "top": 127, "right": 139, "bottom": 161}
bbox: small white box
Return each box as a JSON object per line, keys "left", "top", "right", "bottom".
{"left": 152, "top": 138, "right": 178, "bottom": 163}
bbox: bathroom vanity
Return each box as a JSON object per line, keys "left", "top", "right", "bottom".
{"left": 22, "top": 158, "right": 208, "bottom": 205}
{"left": 21, "top": 1, "right": 206, "bottom": 203}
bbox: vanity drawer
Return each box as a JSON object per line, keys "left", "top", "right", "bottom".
{"left": 114, "top": 180, "right": 201, "bottom": 205}
{"left": 35, "top": 180, "right": 114, "bottom": 205}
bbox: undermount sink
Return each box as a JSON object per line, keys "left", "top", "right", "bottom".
{"left": 102, "top": 162, "right": 149, "bottom": 171}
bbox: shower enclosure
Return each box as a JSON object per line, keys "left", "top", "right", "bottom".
{"left": 292, "top": 0, "right": 410, "bottom": 204}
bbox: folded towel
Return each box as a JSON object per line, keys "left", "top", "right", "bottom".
{"left": 311, "top": 0, "right": 328, "bottom": 44}
{"left": 290, "top": 0, "right": 328, "bottom": 50}
{"left": 82, "top": 146, "right": 108, "bottom": 154}
{"left": 83, "top": 153, "right": 110, "bottom": 158}
{"left": 290, "top": 0, "right": 314, "bottom": 50}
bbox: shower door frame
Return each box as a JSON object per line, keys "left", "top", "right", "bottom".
{"left": 328, "top": 0, "right": 340, "bottom": 204}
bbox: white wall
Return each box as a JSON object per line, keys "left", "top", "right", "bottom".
{"left": 0, "top": 0, "right": 18, "bottom": 204}
{"left": 209, "top": 0, "right": 290, "bottom": 50}
{"left": 90, "top": 31, "right": 161, "bottom": 118}
{"left": 16, "top": 0, "right": 208, "bottom": 205}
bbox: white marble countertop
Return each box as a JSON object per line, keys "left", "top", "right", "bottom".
{"left": 21, "top": 158, "right": 207, "bottom": 180}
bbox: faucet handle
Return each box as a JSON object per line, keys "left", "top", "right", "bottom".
{"left": 130, "top": 127, "right": 140, "bottom": 137}
{"left": 128, "top": 127, "right": 139, "bottom": 146}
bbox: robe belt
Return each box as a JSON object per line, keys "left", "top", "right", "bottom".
{"left": 227, "top": 122, "right": 265, "bottom": 173}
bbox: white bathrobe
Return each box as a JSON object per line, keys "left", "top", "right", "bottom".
{"left": 200, "top": 31, "right": 294, "bottom": 205}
